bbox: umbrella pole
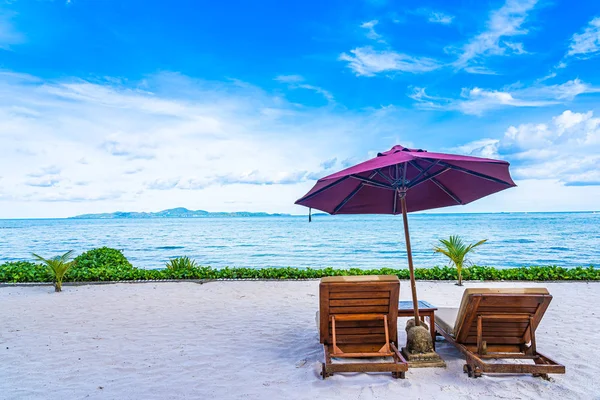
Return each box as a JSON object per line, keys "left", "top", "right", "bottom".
{"left": 401, "top": 196, "right": 421, "bottom": 326}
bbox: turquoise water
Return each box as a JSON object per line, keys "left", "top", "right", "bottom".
{"left": 0, "top": 213, "right": 598, "bottom": 269}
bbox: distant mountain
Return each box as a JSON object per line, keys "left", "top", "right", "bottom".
{"left": 69, "top": 207, "right": 293, "bottom": 219}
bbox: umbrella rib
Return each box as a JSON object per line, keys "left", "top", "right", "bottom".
{"left": 333, "top": 183, "right": 364, "bottom": 214}
{"left": 349, "top": 175, "right": 394, "bottom": 190}
{"left": 375, "top": 169, "right": 394, "bottom": 184}
{"left": 407, "top": 160, "right": 440, "bottom": 185}
{"left": 409, "top": 161, "right": 463, "bottom": 205}
{"left": 333, "top": 171, "right": 380, "bottom": 214}
{"left": 408, "top": 167, "right": 450, "bottom": 189}
{"left": 296, "top": 176, "right": 350, "bottom": 203}
{"left": 430, "top": 179, "right": 463, "bottom": 205}
{"left": 436, "top": 161, "right": 513, "bottom": 186}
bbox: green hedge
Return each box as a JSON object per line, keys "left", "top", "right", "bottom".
{"left": 0, "top": 254, "right": 598, "bottom": 284}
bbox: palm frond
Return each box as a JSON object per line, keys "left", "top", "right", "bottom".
{"left": 31, "top": 250, "right": 75, "bottom": 292}
{"left": 433, "top": 236, "right": 487, "bottom": 285}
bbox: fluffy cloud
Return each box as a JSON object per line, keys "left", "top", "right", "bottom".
{"left": 0, "top": 71, "right": 398, "bottom": 217}
{"left": 458, "top": 110, "right": 600, "bottom": 186}
{"left": 409, "top": 79, "right": 600, "bottom": 115}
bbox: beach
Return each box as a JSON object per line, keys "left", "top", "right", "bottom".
{"left": 1, "top": 280, "right": 598, "bottom": 400}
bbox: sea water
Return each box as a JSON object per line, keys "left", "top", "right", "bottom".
{"left": 0, "top": 213, "right": 598, "bottom": 269}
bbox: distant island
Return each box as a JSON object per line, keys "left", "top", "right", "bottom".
{"left": 69, "top": 207, "right": 297, "bottom": 219}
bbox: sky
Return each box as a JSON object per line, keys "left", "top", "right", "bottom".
{"left": 1, "top": 0, "right": 600, "bottom": 218}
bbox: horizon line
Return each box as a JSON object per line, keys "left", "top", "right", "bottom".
{"left": 1, "top": 210, "right": 598, "bottom": 220}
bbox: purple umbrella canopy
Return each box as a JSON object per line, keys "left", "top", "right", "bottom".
{"left": 295, "top": 145, "right": 516, "bottom": 326}
{"left": 296, "top": 145, "right": 516, "bottom": 214}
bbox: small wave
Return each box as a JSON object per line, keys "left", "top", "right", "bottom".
{"left": 549, "top": 246, "right": 569, "bottom": 251}
{"left": 156, "top": 246, "right": 185, "bottom": 250}
{"left": 502, "top": 239, "right": 535, "bottom": 244}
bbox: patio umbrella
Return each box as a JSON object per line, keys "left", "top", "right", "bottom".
{"left": 295, "top": 145, "right": 516, "bottom": 326}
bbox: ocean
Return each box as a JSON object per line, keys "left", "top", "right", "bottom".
{"left": 0, "top": 213, "right": 598, "bottom": 270}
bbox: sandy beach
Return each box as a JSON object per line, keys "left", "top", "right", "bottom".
{"left": 1, "top": 280, "right": 599, "bottom": 400}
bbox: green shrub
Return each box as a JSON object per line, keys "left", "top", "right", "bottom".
{"left": 0, "top": 261, "right": 49, "bottom": 283}
{"left": 73, "top": 247, "right": 133, "bottom": 269}
{"left": 0, "top": 247, "right": 598, "bottom": 284}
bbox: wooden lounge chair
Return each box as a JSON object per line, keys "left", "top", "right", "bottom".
{"left": 435, "top": 288, "right": 565, "bottom": 379}
{"left": 318, "top": 275, "right": 408, "bottom": 379}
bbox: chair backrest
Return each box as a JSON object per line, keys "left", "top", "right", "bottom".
{"left": 453, "top": 288, "right": 552, "bottom": 345}
{"left": 319, "top": 275, "right": 399, "bottom": 347}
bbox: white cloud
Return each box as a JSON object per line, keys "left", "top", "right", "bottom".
{"left": 567, "top": 17, "right": 600, "bottom": 58}
{"left": 452, "top": 0, "right": 537, "bottom": 71}
{"left": 410, "top": 8, "right": 454, "bottom": 25}
{"left": 450, "top": 138, "right": 500, "bottom": 159}
{"left": 274, "top": 75, "right": 304, "bottom": 83}
{"left": 0, "top": 71, "right": 402, "bottom": 217}
{"left": 340, "top": 46, "right": 441, "bottom": 76}
{"left": 427, "top": 11, "right": 454, "bottom": 25}
{"left": 360, "top": 20, "right": 383, "bottom": 41}
{"left": 274, "top": 74, "right": 334, "bottom": 103}
{"left": 410, "top": 79, "right": 600, "bottom": 115}
{"left": 503, "top": 41, "right": 528, "bottom": 54}
{"left": 460, "top": 110, "right": 600, "bottom": 186}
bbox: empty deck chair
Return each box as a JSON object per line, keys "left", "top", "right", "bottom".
{"left": 435, "top": 288, "right": 565, "bottom": 379}
{"left": 318, "top": 275, "right": 408, "bottom": 379}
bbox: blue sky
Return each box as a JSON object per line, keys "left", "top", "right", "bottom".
{"left": 1, "top": 0, "right": 600, "bottom": 217}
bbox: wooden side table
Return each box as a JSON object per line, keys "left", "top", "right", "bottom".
{"left": 398, "top": 300, "right": 438, "bottom": 349}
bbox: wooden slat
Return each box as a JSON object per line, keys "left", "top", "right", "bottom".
{"left": 328, "top": 283, "right": 397, "bottom": 292}
{"left": 333, "top": 327, "right": 385, "bottom": 335}
{"left": 464, "top": 336, "right": 523, "bottom": 344}
{"left": 469, "top": 321, "right": 529, "bottom": 328}
{"left": 331, "top": 320, "right": 384, "bottom": 328}
{"left": 330, "top": 306, "right": 390, "bottom": 314}
{"left": 334, "top": 334, "right": 387, "bottom": 344}
{"left": 476, "top": 328, "right": 528, "bottom": 335}
{"left": 330, "top": 291, "right": 390, "bottom": 299}
{"left": 478, "top": 296, "right": 545, "bottom": 307}
{"left": 477, "top": 308, "right": 538, "bottom": 315}
{"left": 330, "top": 299, "right": 390, "bottom": 307}
{"left": 331, "top": 313, "right": 386, "bottom": 321}
{"left": 329, "top": 343, "right": 388, "bottom": 353}
{"left": 326, "top": 362, "right": 404, "bottom": 373}
{"left": 333, "top": 351, "right": 394, "bottom": 358}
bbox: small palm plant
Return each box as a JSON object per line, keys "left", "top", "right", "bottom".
{"left": 433, "top": 236, "right": 487, "bottom": 286}
{"left": 166, "top": 256, "right": 197, "bottom": 270}
{"left": 32, "top": 250, "right": 76, "bottom": 292}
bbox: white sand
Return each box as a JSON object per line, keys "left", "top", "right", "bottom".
{"left": 1, "top": 280, "right": 599, "bottom": 400}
